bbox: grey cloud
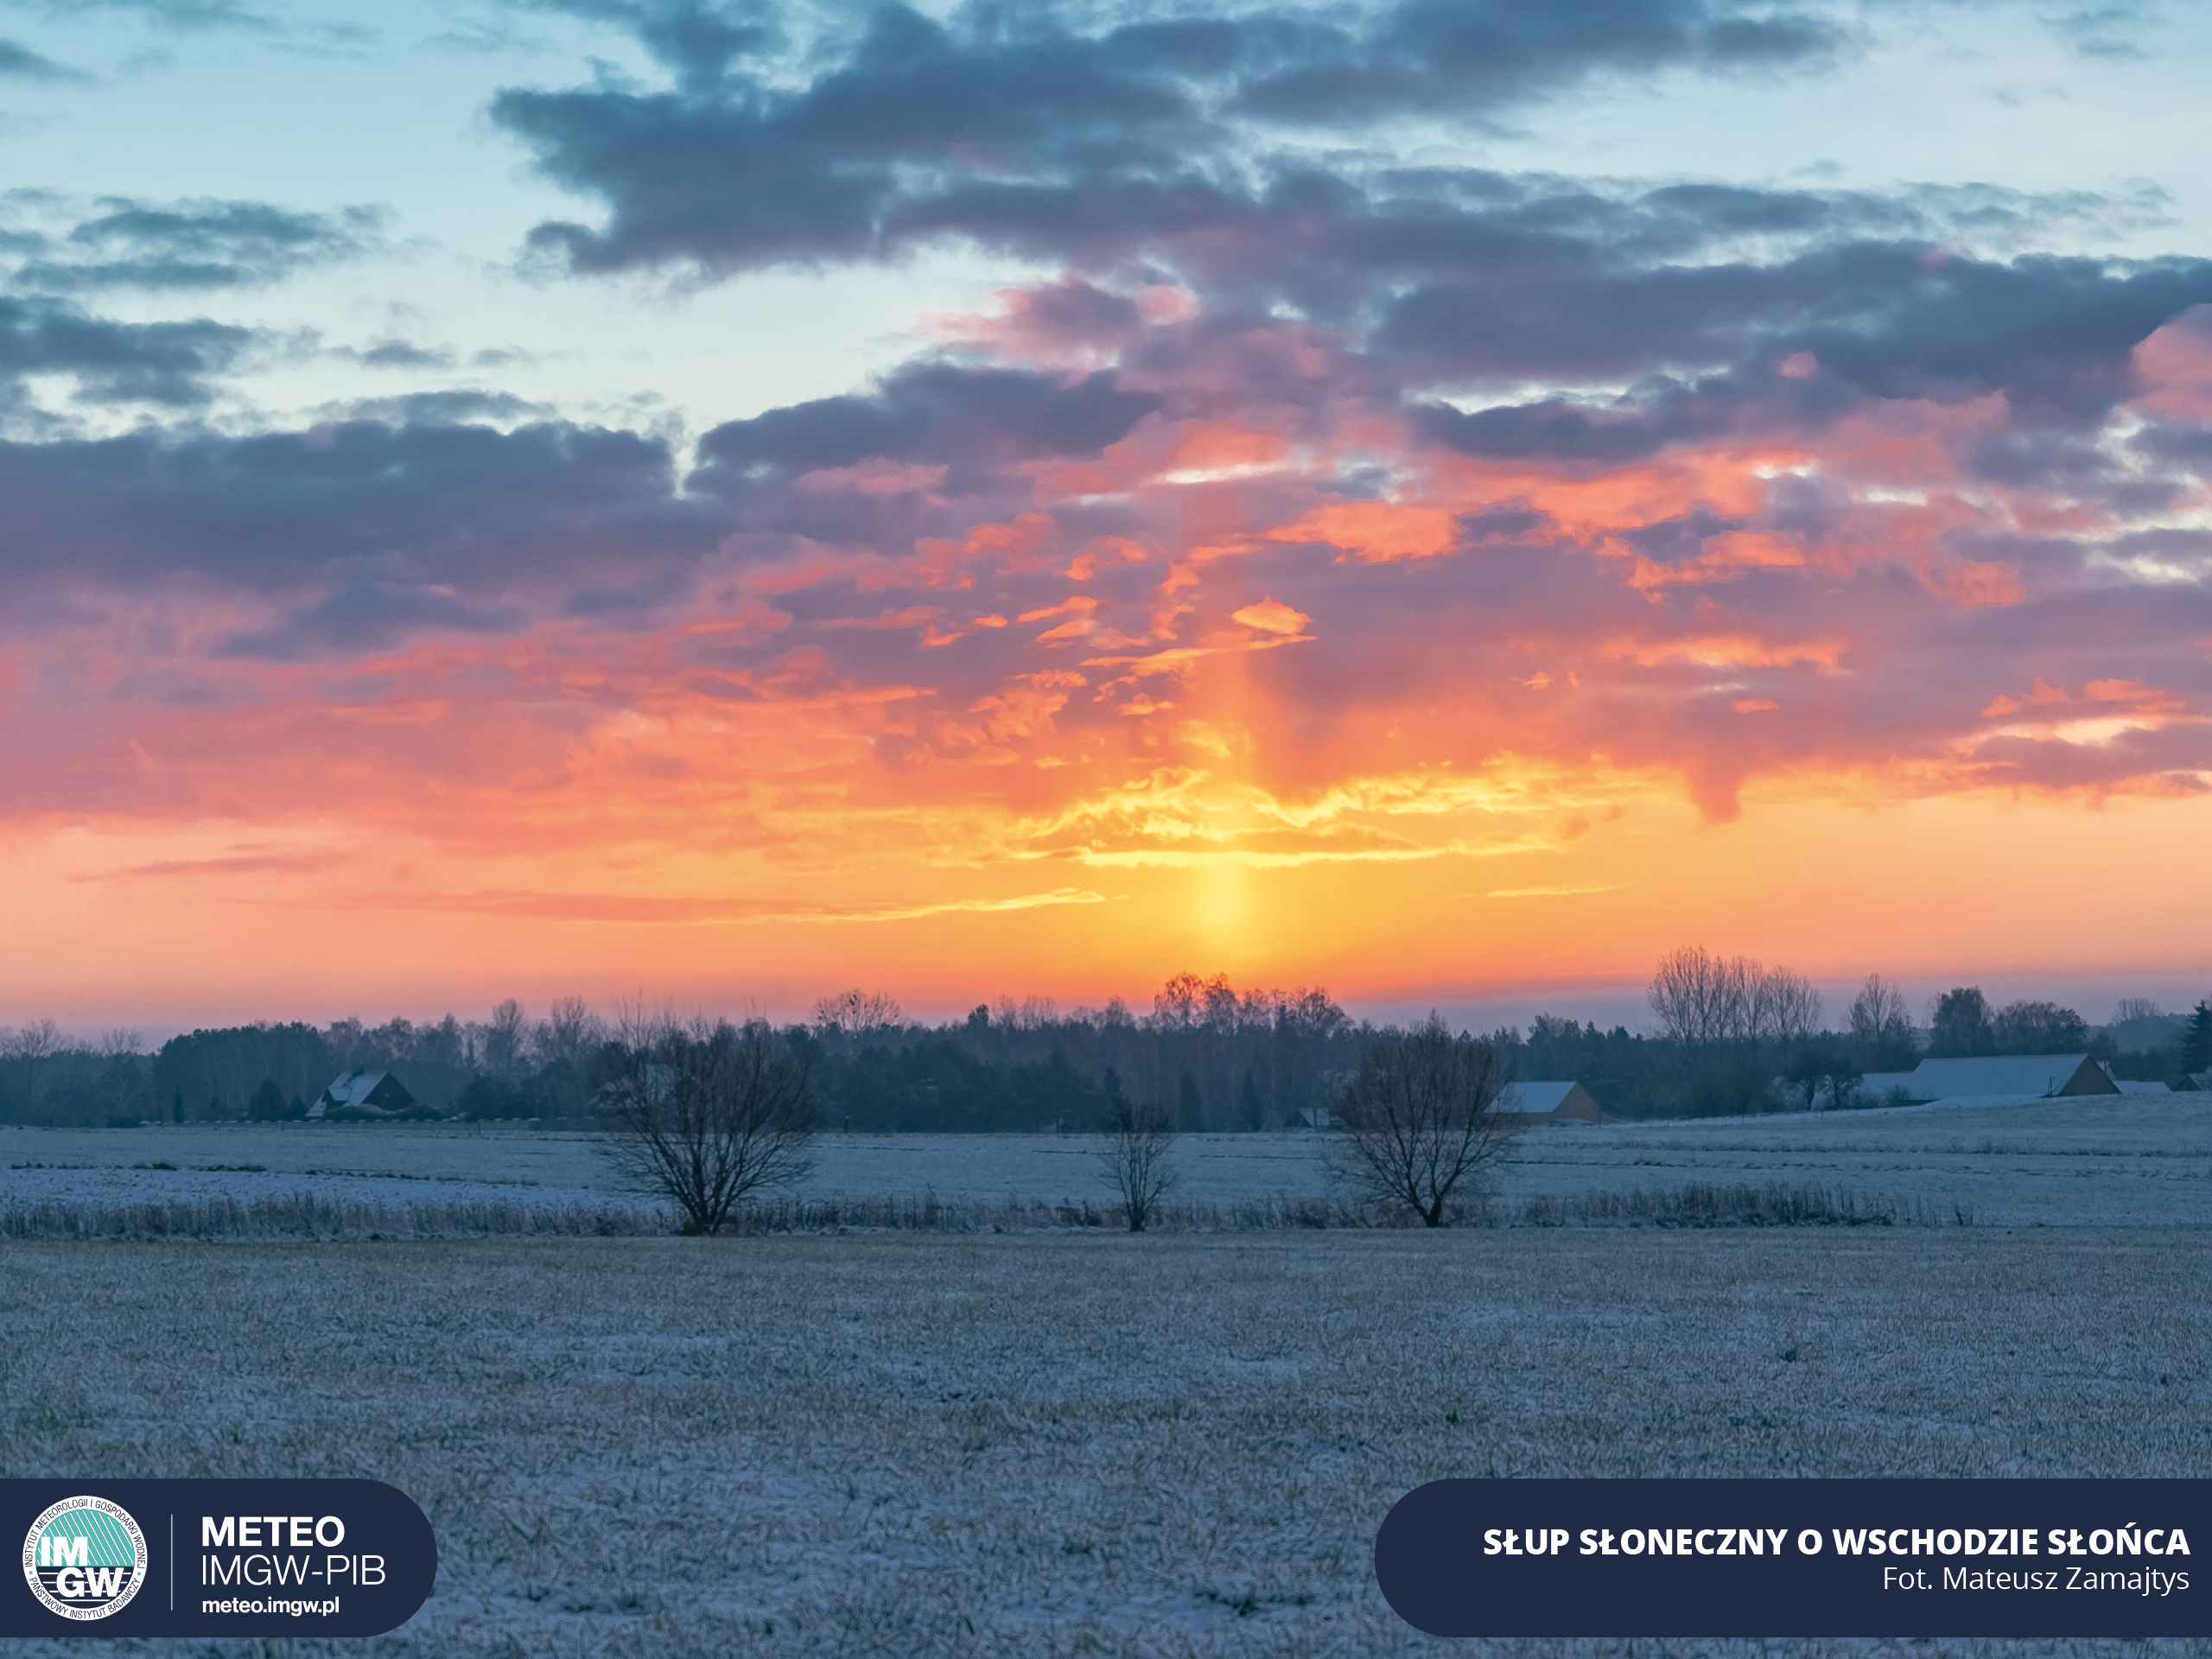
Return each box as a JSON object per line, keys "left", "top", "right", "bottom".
{"left": 492, "top": 0, "right": 1854, "bottom": 278}
{"left": 1391, "top": 244, "right": 2212, "bottom": 448}
{"left": 333, "top": 390, "right": 555, "bottom": 424}
{"left": 0, "top": 294, "right": 254, "bottom": 404}
{"left": 1, "top": 0, "right": 278, "bottom": 33}
{"left": 2130, "top": 420, "right": 2212, "bottom": 472}
{"left": 14, "top": 199, "right": 383, "bottom": 293}
{"left": 1227, "top": 0, "right": 1850, "bottom": 123}
{"left": 353, "top": 340, "right": 454, "bottom": 370}
{"left": 0, "top": 35, "right": 86, "bottom": 79}
{"left": 489, "top": 5, "right": 2209, "bottom": 442}
{"left": 499, "top": 5, "right": 1212, "bottom": 276}
{"left": 690, "top": 360, "right": 1157, "bottom": 544}
{"left": 2046, "top": 4, "right": 2158, "bottom": 60}
{"left": 0, "top": 419, "right": 726, "bottom": 604}
{"left": 219, "top": 578, "right": 527, "bottom": 659}
{"left": 521, "top": 0, "right": 785, "bottom": 89}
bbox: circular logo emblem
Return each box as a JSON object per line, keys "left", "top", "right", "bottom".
{"left": 22, "top": 1496, "right": 147, "bottom": 1621}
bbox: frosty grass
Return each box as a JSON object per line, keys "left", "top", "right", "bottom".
{"left": 3, "top": 1227, "right": 2209, "bottom": 1658}
{"left": 5, "top": 1096, "right": 2210, "bottom": 1656}
{"left": 8, "top": 1090, "right": 2212, "bottom": 1224}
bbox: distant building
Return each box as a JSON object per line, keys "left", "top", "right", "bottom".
{"left": 309, "top": 1069, "right": 418, "bottom": 1119}
{"left": 2115, "top": 1079, "right": 2173, "bottom": 1098}
{"left": 1855, "top": 1055, "right": 2120, "bottom": 1106}
{"left": 1496, "top": 1080, "right": 1611, "bottom": 1123}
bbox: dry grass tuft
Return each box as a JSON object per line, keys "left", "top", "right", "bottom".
{"left": 0, "top": 1182, "right": 1914, "bottom": 1241}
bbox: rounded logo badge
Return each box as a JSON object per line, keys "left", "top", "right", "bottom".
{"left": 22, "top": 1497, "right": 148, "bottom": 1621}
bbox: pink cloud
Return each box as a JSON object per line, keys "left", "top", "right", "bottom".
{"left": 2130, "top": 305, "right": 2212, "bottom": 421}
{"left": 796, "top": 459, "right": 949, "bottom": 498}
{"left": 1265, "top": 499, "right": 1458, "bottom": 563}
{"left": 1932, "top": 562, "right": 2026, "bottom": 609}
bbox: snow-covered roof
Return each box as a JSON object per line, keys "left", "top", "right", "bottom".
{"left": 2116, "top": 1079, "right": 2172, "bottom": 1096}
{"left": 321, "top": 1069, "right": 392, "bottom": 1110}
{"left": 1498, "top": 1080, "right": 1579, "bottom": 1114}
{"left": 311, "top": 1069, "right": 419, "bottom": 1117}
{"left": 1906, "top": 1055, "right": 2117, "bottom": 1100}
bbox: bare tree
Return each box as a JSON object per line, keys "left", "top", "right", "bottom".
{"left": 485, "top": 998, "right": 529, "bottom": 1073}
{"left": 1331, "top": 1014, "right": 1521, "bottom": 1227}
{"left": 599, "top": 1012, "right": 818, "bottom": 1235}
{"left": 1847, "top": 974, "right": 1918, "bottom": 1067}
{"left": 1751, "top": 969, "right": 1822, "bottom": 1046}
{"left": 1849, "top": 974, "right": 1910, "bottom": 1042}
{"left": 991, "top": 995, "right": 1058, "bottom": 1031}
{"left": 810, "top": 988, "right": 903, "bottom": 1037}
{"left": 3, "top": 1018, "right": 62, "bottom": 1060}
{"left": 1151, "top": 970, "right": 1207, "bottom": 1030}
{"left": 1096, "top": 1096, "right": 1177, "bottom": 1232}
{"left": 537, "top": 995, "right": 605, "bottom": 1068}
{"left": 2113, "top": 996, "right": 2164, "bottom": 1025}
{"left": 1649, "top": 947, "right": 1821, "bottom": 1046}
{"left": 1648, "top": 947, "right": 1752, "bottom": 1046}
{"left": 99, "top": 1037, "right": 152, "bottom": 1122}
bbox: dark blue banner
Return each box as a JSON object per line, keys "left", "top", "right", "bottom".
{"left": 3, "top": 1479, "right": 434, "bottom": 1638}
{"left": 1376, "top": 1478, "right": 2209, "bottom": 1637}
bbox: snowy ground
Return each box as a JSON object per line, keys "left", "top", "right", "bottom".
{"left": 1497, "top": 1095, "right": 2212, "bottom": 1226}
{"left": 4, "top": 1229, "right": 2206, "bottom": 1658}
{"left": 6, "top": 1093, "right": 2210, "bottom": 1224}
{"left": 1, "top": 1121, "right": 613, "bottom": 1212}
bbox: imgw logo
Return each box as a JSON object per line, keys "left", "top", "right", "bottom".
{"left": 22, "top": 1497, "right": 149, "bottom": 1621}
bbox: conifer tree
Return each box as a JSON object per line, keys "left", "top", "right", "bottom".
{"left": 2180, "top": 1001, "right": 2212, "bottom": 1078}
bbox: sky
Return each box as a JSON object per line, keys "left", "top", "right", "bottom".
{"left": 1, "top": 0, "right": 2209, "bottom": 1032}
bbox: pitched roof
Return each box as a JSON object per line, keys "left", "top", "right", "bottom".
{"left": 1905, "top": 1055, "right": 2118, "bottom": 1100}
{"left": 321, "top": 1069, "right": 392, "bottom": 1109}
{"left": 1498, "top": 1080, "right": 1578, "bottom": 1113}
{"left": 313, "top": 1069, "right": 418, "bottom": 1116}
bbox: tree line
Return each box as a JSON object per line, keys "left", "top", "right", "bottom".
{"left": 1, "top": 963, "right": 2206, "bottom": 1128}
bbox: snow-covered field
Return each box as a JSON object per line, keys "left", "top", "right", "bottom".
{"left": 7, "top": 1092, "right": 2211, "bottom": 1224}
{"left": 1, "top": 1121, "right": 614, "bottom": 1212}
{"left": 1500, "top": 1095, "right": 2212, "bottom": 1225}
{"left": 4, "top": 1229, "right": 2205, "bottom": 1657}
{"left": 0, "top": 1122, "right": 1344, "bottom": 1213}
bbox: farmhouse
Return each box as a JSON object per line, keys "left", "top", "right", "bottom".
{"left": 1497, "top": 1080, "right": 1611, "bottom": 1123}
{"left": 1859, "top": 1055, "right": 2120, "bottom": 1106}
{"left": 309, "top": 1069, "right": 418, "bottom": 1119}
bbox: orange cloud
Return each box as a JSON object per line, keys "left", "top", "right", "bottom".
{"left": 1980, "top": 677, "right": 2194, "bottom": 729}
{"left": 1230, "top": 596, "right": 1310, "bottom": 635}
{"left": 1604, "top": 634, "right": 1847, "bottom": 671}
{"left": 1265, "top": 499, "right": 1458, "bottom": 563}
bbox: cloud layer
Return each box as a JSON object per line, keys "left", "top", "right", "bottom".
{"left": 1, "top": 0, "right": 2209, "bottom": 1005}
